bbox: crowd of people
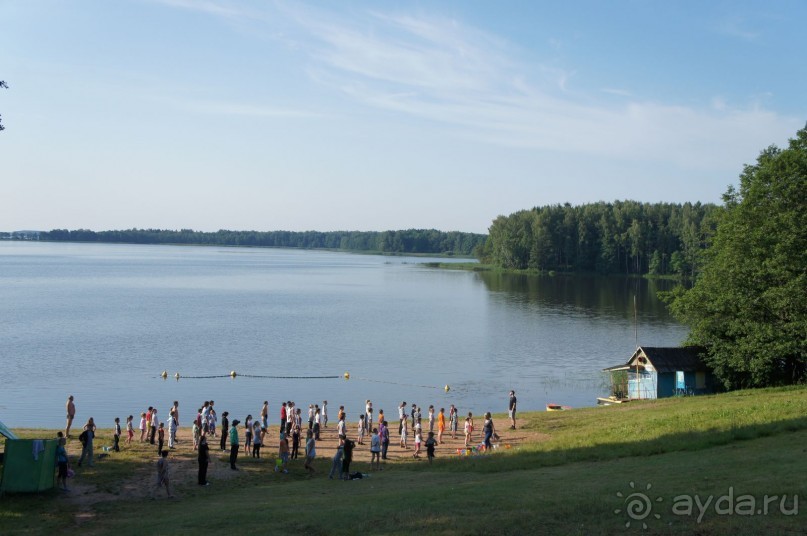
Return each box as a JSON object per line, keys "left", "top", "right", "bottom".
{"left": 57, "top": 390, "right": 518, "bottom": 496}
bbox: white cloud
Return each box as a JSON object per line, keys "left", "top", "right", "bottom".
{"left": 156, "top": 1, "right": 799, "bottom": 171}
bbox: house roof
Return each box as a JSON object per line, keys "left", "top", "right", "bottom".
{"left": 604, "top": 346, "right": 708, "bottom": 373}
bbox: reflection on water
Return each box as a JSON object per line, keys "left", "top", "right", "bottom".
{"left": 0, "top": 242, "right": 689, "bottom": 429}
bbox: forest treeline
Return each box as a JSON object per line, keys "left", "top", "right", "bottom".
{"left": 476, "top": 200, "right": 720, "bottom": 276}
{"left": 40, "top": 228, "right": 487, "bottom": 256}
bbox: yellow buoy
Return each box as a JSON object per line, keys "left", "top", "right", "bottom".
{"left": 230, "top": 370, "right": 237, "bottom": 378}
{"left": 160, "top": 370, "right": 168, "bottom": 379}
{"left": 343, "top": 372, "right": 350, "bottom": 380}
{"left": 444, "top": 385, "right": 450, "bottom": 392}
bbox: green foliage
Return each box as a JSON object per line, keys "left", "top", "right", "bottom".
{"left": 481, "top": 200, "right": 718, "bottom": 275}
{"left": 664, "top": 125, "right": 807, "bottom": 389}
{"left": 40, "top": 228, "right": 487, "bottom": 257}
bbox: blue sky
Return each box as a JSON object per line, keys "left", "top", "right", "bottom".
{"left": 1, "top": 0, "right": 805, "bottom": 233}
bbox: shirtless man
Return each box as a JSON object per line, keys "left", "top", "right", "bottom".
{"left": 65, "top": 395, "right": 76, "bottom": 438}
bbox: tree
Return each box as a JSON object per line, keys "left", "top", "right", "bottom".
{"left": 0, "top": 80, "right": 7, "bottom": 131}
{"left": 663, "top": 125, "right": 807, "bottom": 389}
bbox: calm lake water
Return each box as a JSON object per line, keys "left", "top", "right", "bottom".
{"left": 0, "top": 242, "right": 688, "bottom": 429}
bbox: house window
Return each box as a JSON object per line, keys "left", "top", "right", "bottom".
{"left": 696, "top": 371, "right": 706, "bottom": 389}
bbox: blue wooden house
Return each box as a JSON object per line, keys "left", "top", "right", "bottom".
{"left": 602, "top": 346, "right": 716, "bottom": 400}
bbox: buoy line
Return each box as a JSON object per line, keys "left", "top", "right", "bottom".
{"left": 157, "top": 370, "right": 449, "bottom": 392}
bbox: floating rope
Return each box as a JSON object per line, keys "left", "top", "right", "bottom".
{"left": 157, "top": 370, "right": 448, "bottom": 391}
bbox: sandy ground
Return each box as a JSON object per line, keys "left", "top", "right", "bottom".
{"left": 57, "top": 416, "right": 548, "bottom": 524}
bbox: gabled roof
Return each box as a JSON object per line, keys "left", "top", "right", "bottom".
{"left": 604, "top": 346, "right": 708, "bottom": 373}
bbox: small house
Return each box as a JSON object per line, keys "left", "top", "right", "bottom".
{"left": 602, "top": 346, "right": 716, "bottom": 401}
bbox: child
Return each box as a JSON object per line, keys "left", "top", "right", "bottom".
{"left": 328, "top": 438, "right": 344, "bottom": 479}
{"left": 437, "top": 408, "right": 445, "bottom": 444}
{"left": 291, "top": 421, "right": 300, "bottom": 459}
{"left": 153, "top": 450, "right": 173, "bottom": 498}
{"left": 252, "top": 421, "right": 262, "bottom": 458}
{"left": 304, "top": 429, "right": 316, "bottom": 474}
{"left": 467, "top": 412, "right": 475, "bottom": 443}
{"left": 55, "top": 432, "right": 70, "bottom": 491}
{"left": 464, "top": 417, "right": 471, "bottom": 447}
{"left": 113, "top": 417, "right": 121, "bottom": 452}
{"left": 168, "top": 411, "right": 178, "bottom": 449}
{"left": 357, "top": 415, "right": 366, "bottom": 445}
{"left": 157, "top": 422, "right": 165, "bottom": 454}
{"left": 425, "top": 431, "right": 437, "bottom": 464}
{"left": 449, "top": 405, "right": 458, "bottom": 439}
{"left": 413, "top": 425, "right": 422, "bottom": 458}
{"left": 277, "top": 433, "right": 289, "bottom": 473}
{"left": 370, "top": 428, "right": 381, "bottom": 471}
{"left": 244, "top": 415, "right": 253, "bottom": 455}
{"left": 139, "top": 412, "right": 147, "bottom": 442}
{"left": 192, "top": 419, "right": 200, "bottom": 451}
{"left": 126, "top": 415, "right": 134, "bottom": 445}
{"left": 322, "top": 400, "right": 328, "bottom": 428}
{"left": 400, "top": 416, "right": 408, "bottom": 449}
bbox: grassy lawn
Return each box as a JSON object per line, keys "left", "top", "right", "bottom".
{"left": 2, "top": 386, "right": 807, "bottom": 534}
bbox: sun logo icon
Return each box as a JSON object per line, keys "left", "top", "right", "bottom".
{"left": 614, "top": 481, "right": 663, "bottom": 529}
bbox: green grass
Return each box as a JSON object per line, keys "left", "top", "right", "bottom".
{"left": 3, "top": 386, "right": 807, "bottom": 534}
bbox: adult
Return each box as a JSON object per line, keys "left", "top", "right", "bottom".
{"left": 220, "top": 411, "right": 229, "bottom": 451}
{"left": 509, "top": 390, "right": 518, "bottom": 430}
{"left": 229, "top": 419, "right": 240, "bottom": 470}
{"left": 198, "top": 435, "right": 210, "bottom": 485}
{"left": 483, "top": 412, "right": 496, "bottom": 451}
{"left": 261, "top": 401, "right": 270, "bottom": 431}
{"left": 77, "top": 417, "right": 96, "bottom": 467}
{"left": 65, "top": 395, "right": 76, "bottom": 438}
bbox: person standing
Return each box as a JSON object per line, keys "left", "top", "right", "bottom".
{"left": 153, "top": 450, "right": 173, "bottom": 498}
{"left": 304, "top": 429, "right": 316, "bottom": 475}
{"left": 55, "top": 432, "right": 70, "bottom": 491}
{"left": 340, "top": 438, "right": 354, "bottom": 480}
{"left": 198, "top": 435, "right": 210, "bottom": 485}
{"left": 322, "top": 400, "right": 328, "bottom": 428}
{"left": 171, "top": 401, "right": 180, "bottom": 441}
{"left": 449, "top": 405, "right": 458, "bottom": 440}
{"left": 508, "top": 390, "right": 518, "bottom": 430}
{"left": 113, "top": 417, "right": 121, "bottom": 452}
{"left": 313, "top": 407, "right": 321, "bottom": 441}
{"left": 65, "top": 396, "right": 76, "bottom": 438}
{"left": 483, "top": 412, "right": 496, "bottom": 450}
{"left": 220, "top": 412, "right": 229, "bottom": 451}
{"left": 398, "top": 402, "right": 407, "bottom": 435}
{"left": 157, "top": 423, "right": 166, "bottom": 454}
{"left": 229, "top": 419, "right": 241, "bottom": 470}
{"left": 380, "top": 420, "right": 390, "bottom": 461}
{"left": 149, "top": 409, "right": 159, "bottom": 445}
{"left": 437, "top": 408, "right": 446, "bottom": 444}
{"left": 291, "top": 415, "right": 301, "bottom": 459}
{"left": 168, "top": 410, "right": 178, "bottom": 449}
{"left": 370, "top": 428, "right": 381, "bottom": 471}
{"left": 77, "top": 417, "right": 96, "bottom": 467}
{"left": 328, "top": 438, "right": 344, "bottom": 479}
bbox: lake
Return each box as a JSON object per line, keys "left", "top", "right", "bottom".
{"left": 0, "top": 241, "right": 688, "bottom": 429}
